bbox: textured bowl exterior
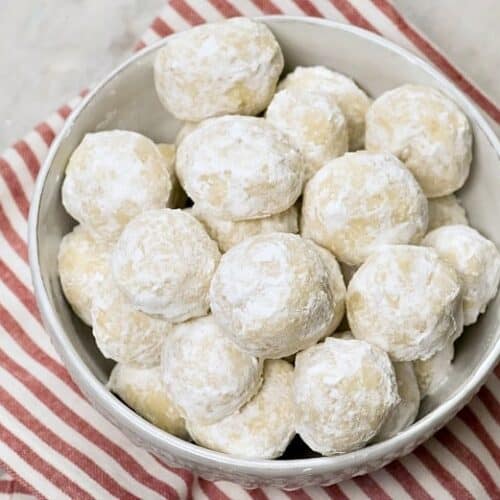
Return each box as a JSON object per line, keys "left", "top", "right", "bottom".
{"left": 28, "top": 17, "right": 500, "bottom": 488}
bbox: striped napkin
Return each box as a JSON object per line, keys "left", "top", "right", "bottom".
{"left": 0, "top": 1, "right": 498, "bottom": 498}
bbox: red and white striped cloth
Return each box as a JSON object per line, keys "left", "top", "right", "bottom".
{"left": 0, "top": 1, "right": 498, "bottom": 498}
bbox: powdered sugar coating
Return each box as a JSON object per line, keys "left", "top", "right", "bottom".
{"left": 294, "top": 338, "right": 399, "bottom": 455}
{"left": 414, "top": 340, "right": 454, "bottom": 397}
{"left": 266, "top": 88, "right": 348, "bottom": 180}
{"left": 91, "top": 275, "right": 170, "bottom": 367}
{"left": 187, "top": 360, "right": 295, "bottom": 459}
{"left": 161, "top": 315, "right": 263, "bottom": 424}
{"left": 423, "top": 225, "right": 500, "bottom": 325}
{"left": 347, "top": 245, "right": 463, "bottom": 361}
{"left": 58, "top": 225, "right": 111, "bottom": 325}
{"left": 427, "top": 195, "right": 468, "bottom": 232}
{"left": 375, "top": 362, "right": 420, "bottom": 441}
{"left": 278, "top": 66, "right": 371, "bottom": 150}
{"left": 108, "top": 363, "right": 188, "bottom": 439}
{"left": 301, "top": 151, "right": 428, "bottom": 266}
{"left": 156, "top": 143, "right": 187, "bottom": 208}
{"left": 366, "top": 85, "right": 472, "bottom": 198}
{"left": 112, "top": 209, "right": 220, "bottom": 322}
{"left": 62, "top": 130, "right": 171, "bottom": 240}
{"left": 154, "top": 18, "right": 283, "bottom": 121}
{"left": 192, "top": 203, "right": 299, "bottom": 252}
{"left": 176, "top": 116, "right": 304, "bottom": 220}
{"left": 210, "top": 233, "right": 342, "bottom": 358}
{"left": 175, "top": 122, "right": 200, "bottom": 146}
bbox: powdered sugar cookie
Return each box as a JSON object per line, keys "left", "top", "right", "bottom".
{"left": 427, "top": 195, "right": 468, "bottom": 232}
{"left": 210, "top": 233, "right": 343, "bottom": 358}
{"left": 278, "top": 66, "right": 371, "bottom": 150}
{"left": 62, "top": 130, "right": 171, "bottom": 240}
{"left": 366, "top": 85, "right": 472, "bottom": 198}
{"left": 176, "top": 116, "right": 303, "bottom": 220}
{"left": 375, "top": 362, "right": 420, "bottom": 440}
{"left": 108, "top": 363, "right": 188, "bottom": 439}
{"left": 266, "top": 88, "right": 348, "bottom": 180}
{"left": 423, "top": 225, "right": 500, "bottom": 325}
{"left": 294, "top": 338, "right": 399, "bottom": 455}
{"left": 154, "top": 18, "right": 283, "bottom": 121}
{"left": 58, "top": 225, "right": 111, "bottom": 325}
{"left": 192, "top": 204, "right": 299, "bottom": 252}
{"left": 187, "top": 360, "right": 295, "bottom": 459}
{"left": 156, "top": 143, "right": 187, "bottom": 208}
{"left": 112, "top": 209, "right": 220, "bottom": 323}
{"left": 347, "top": 245, "right": 463, "bottom": 361}
{"left": 91, "top": 275, "right": 170, "bottom": 367}
{"left": 301, "top": 151, "right": 428, "bottom": 266}
{"left": 161, "top": 315, "right": 262, "bottom": 424}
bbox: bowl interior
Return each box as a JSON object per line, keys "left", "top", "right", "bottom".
{"left": 33, "top": 17, "right": 500, "bottom": 464}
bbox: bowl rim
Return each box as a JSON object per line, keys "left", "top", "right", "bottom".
{"left": 28, "top": 15, "right": 500, "bottom": 476}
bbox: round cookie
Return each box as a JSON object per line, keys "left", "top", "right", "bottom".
{"left": 301, "top": 151, "right": 428, "bottom": 266}
{"left": 161, "top": 315, "right": 262, "bottom": 424}
{"left": 347, "top": 245, "right": 463, "bottom": 361}
{"left": 423, "top": 225, "right": 500, "bottom": 325}
{"left": 375, "top": 362, "right": 420, "bottom": 441}
{"left": 210, "top": 233, "right": 343, "bottom": 358}
{"left": 108, "top": 363, "right": 188, "bottom": 439}
{"left": 192, "top": 204, "right": 299, "bottom": 252}
{"left": 278, "top": 66, "right": 371, "bottom": 150}
{"left": 91, "top": 276, "right": 170, "bottom": 367}
{"left": 62, "top": 130, "right": 172, "bottom": 240}
{"left": 365, "top": 84, "right": 472, "bottom": 198}
{"left": 266, "top": 88, "right": 348, "bottom": 180}
{"left": 309, "top": 242, "right": 347, "bottom": 333}
{"left": 156, "top": 143, "right": 187, "bottom": 208}
{"left": 176, "top": 115, "right": 303, "bottom": 221}
{"left": 427, "top": 195, "right": 468, "bottom": 232}
{"left": 294, "top": 338, "right": 399, "bottom": 455}
{"left": 112, "top": 209, "right": 220, "bottom": 323}
{"left": 154, "top": 17, "right": 283, "bottom": 121}
{"left": 58, "top": 225, "right": 111, "bottom": 325}
{"left": 187, "top": 360, "right": 295, "bottom": 459}
{"left": 414, "top": 340, "right": 454, "bottom": 398}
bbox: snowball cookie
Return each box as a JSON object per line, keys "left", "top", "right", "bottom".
{"left": 365, "top": 85, "right": 472, "bottom": 198}
{"left": 62, "top": 130, "right": 172, "bottom": 240}
{"left": 58, "top": 225, "right": 111, "bottom": 325}
{"left": 161, "top": 315, "right": 262, "bottom": 424}
{"left": 266, "top": 88, "right": 348, "bottom": 180}
{"left": 375, "top": 362, "right": 420, "bottom": 441}
{"left": 347, "top": 245, "right": 463, "bottom": 361}
{"left": 278, "top": 66, "right": 371, "bottom": 150}
{"left": 309, "top": 242, "right": 347, "bottom": 333}
{"left": 301, "top": 151, "right": 428, "bottom": 266}
{"left": 187, "top": 360, "right": 294, "bottom": 459}
{"left": 427, "top": 195, "right": 468, "bottom": 232}
{"left": 192, "top": 203, "right": 299, "bottom": 253}
{"left": 112, "top": 209, "right": 220, "bottom": 322}
{"left": 423, "top": 225, "right": 500, "bottom": 325}
{"left": 294, "top": 338, "right": 399, "bottom": 455}
{"left": 414, "top": 340, "right": 454, "bottom": 398}
{"left": 108, "top": 363, "right": 188, "bottom": 439}
{"left": 210, "top": 233, "right": 341, "bottom": 358}
{"left": 156, "top": 143, "right": 187, "bottom": 208}
{"left": 91, "top": 276, "right": 170, "bottom": 367}
{"left": 176, "top": 116, "right": 303, "bottom": 221}
{"left": 154, "top": 17, "right": 284, "bottom": 122}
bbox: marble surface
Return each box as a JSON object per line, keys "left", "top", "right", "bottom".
{"left": 0, "top": 0, "right": 498, "bottom": 150}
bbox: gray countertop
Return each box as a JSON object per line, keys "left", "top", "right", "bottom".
{"left": 0, "top": 0, "right": 498, "bottom": 150}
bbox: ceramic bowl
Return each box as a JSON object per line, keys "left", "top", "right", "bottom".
{"left": 28, "top": 16, "right": 500, "bottom": 488}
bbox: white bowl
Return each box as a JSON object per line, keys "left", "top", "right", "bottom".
{"left": 28, "top": 16, "right": 500, "bottom": 488}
